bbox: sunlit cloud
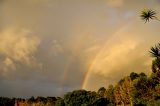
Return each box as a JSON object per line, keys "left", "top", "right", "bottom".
{"left": 93, "top": 40, "right": 137, "bottom": 76}
{"left": 0, "top": 27, "right": 40, "bottom": 69}
{"left": 3, "top": 57, "right": 16, "bottom": 71}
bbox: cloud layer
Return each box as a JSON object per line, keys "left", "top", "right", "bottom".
{"left": 0, "top": 27, "right": 40, "bottom": 77}
{"left": 0, "top": 0, "right": 160, "bottom": 97}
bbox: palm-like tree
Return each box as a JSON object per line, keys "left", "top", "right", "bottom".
{"left": 152, "top": 59, "right": 160, "bottom": 73}
{"left": 140, "top": 9, "right": 160, "bottom": 23}
{"left": 149, "top": 44, "right": 160, "bottom": 58}
{"left": 150, "top": 44, "right": 160, "bottom": 73}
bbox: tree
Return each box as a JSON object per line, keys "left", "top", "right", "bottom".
{"left": 63, "top": 90, "right": 98, "bottom": 106}
{"left": 130, "top": 72, "right": 139, "bottom": 81}
{"left": 150, "top": 44, "right": 160, "bottom": 84}
{"left": 150, "top": 44, "right": 160, "bottom": 71}
{"left": 132, "top": 75, "right": 154, "bottom": 105}
{"left": 97, "top": 87, "right": 106, "bottom": 97}
{"left": 105, "top": 84, "right": 115, "bottom": 105}
{"left": 155, "top": 84, "right": 160, "bottom": 97}
{"left": 114, "top": 77, "right": 133, "bottom": 106}
{"left": 34, "top": 96, "right": 48, "bottom": 105}
{"left": 149, "top": 72, "right": 160, "bottom": 88}
{"left": 27, "top": 96, "right": 35, "bottom": 104}
{"left": 91, "top": 98, "right": 109, "bottom": 106}
{"left": 140, "top": 8, "right": 160, "bottom": 23}
{"left": 55, "top": 97, "right": 65, "bottom": 106}
{"left": 150, "top": 44, "right": 160, "bottom": 58}
{"left": 0, "top": 97, "right": 15, "bottom": 106}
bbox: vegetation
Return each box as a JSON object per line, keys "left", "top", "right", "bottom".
{"left": 140, "top": 8, "right": 160, "bottom": 23}
{"left": 0, "top": 97, "right": 15, "bottom": 106}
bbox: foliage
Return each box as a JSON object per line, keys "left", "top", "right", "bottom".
{"left": 63, "top": 90, "right": 98, "bottom": 106}
{"left": 105, "top": 84, "right": 115, "bottom": 104}
{"left": 130, "top": 72, "right": 139, "bottom": 81}
{"left": 91, "top": 98, "right": 109, "bottom": 106}
{"left": 114, "top": 77, "right": 133, "bottom": 105}
{"left": 97, "top": 87, "right": 106, "bottom": 97}
{"left": 140, "top": 8, "right": 159, "bottom": 23}
{"left": 55, "top": 89, "right": 110, "bottom": 106}
{"left": 0, "top": 97, "right": 15, "bottom": 106}
{"left": 55, "top": 97, "right": 65, "bottom": 106}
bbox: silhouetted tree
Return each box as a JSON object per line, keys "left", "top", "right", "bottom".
{"left": 55, "top": 97, "right": 65, "bottom": 106}
{"left": 130, "top": 72, "right": 139, "bottom": 81}
{"left": 0, "top": 97, "right": 15, "bottom": 106}
{"left": 140, "top": 9, "right": 159, "bottom": 23}
{"left": 97, "top": 87, "right": 106, "bottom": 97}
{"left": 63, "top": 90, "right": 98, "bottom": 106}
{"left": 27, "top": 96, "right": 35, "bottom": 104}
{"left": 92, "top": 98, "right": 109, "bottom": 106}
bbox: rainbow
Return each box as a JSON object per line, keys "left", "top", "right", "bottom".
{"left": 81, "top": 23, "right": 131, "bottom": 90}
{"left": 60, "top": 23, "right": 131, "bottom": 91}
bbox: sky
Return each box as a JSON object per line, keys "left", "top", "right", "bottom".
{"left": 0, "top": 0, "right": 160, "bottom": 98}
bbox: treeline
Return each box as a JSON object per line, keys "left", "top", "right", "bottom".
{"left": 0, "top": 97, "right": 15, "bottom": 106}
{"left": 0, "top": 96, "right": 57, "bottom": 106}
{"left": 55, "top": 72, "right": 160, "bottom": 106}
{"left": 1, "top": 70, "right": 160, "bottom": 106}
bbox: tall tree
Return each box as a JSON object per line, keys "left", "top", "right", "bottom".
{"left": 105, "top": 84, "right": 115, "bottom": 105}
{"left": 150, "top": 44, "right": 160, "bottom": 84}
{"left": 132, "top": 74, "right": 154, "bottom": 105}
{"left": 114, "top": 77, "right": 133, "bottom": 106}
